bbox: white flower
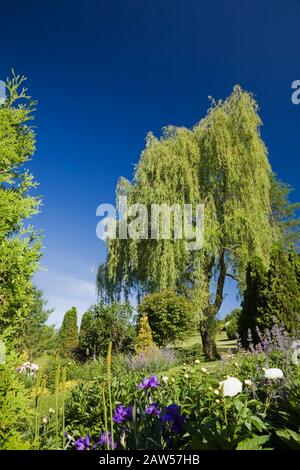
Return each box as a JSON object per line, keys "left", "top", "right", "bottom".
{"left": 215, "top": 399, "right": 220, "bottom": 404}
{"left": 162, "top": 376, "right": 169, "bottom": 383}
{"left": 201, "top": 367, "right": 208, "bottom": 373}
{"left": 184, "top": 373, "right": 189, "bottom": 379}
{"left": 219, "top": 377, "right": 243, "bottom": 397}
{"left": 264, "top": 368, "right": 283, "bottom": 380}
{"left": 214, "top": 389, "right": 220, "bottom": 395}
{"left": 42, "top": 416, "right": 49, "bottom": 425}
{"left": 194, "top": 359, "right": 200, "bottom": 365}
{"left": 244, "top": 379, "right": 252, "bottom": 386}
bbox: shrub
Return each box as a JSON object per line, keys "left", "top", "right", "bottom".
{"left": 134, "top": 314, "right": 155, "bottom": 353}
{"left": 226, "top": 318, "right": 238, "bottom": 340}
{"left": 138, "top": 290, "right": 194, "bottom": 347}
{"left": 125, "top": 346, "right": 177, "bottom": 372}
{"left": 0, "top": 346, "right": 32, "bottom": 449}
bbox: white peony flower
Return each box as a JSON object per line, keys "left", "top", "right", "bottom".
{"left": 194, "top": 359, "right": 200, "bottom": 365}
{"left": 264, "top": 368, "right": 284, "bottom": 380}
{"left": 220, "top": 377, "right": 243, "bottom": 397}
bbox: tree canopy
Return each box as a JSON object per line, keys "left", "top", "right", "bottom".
{"left": 99, "top": 86, "right": 277, "bottom": 359}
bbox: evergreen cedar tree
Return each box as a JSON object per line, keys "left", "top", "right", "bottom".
{"left": 135, "top": 314, "right": 155, "bottom": 353}
{"left": 239, "top": 245, "right": 300, "bottom": 347}
{"left": 0, "top": 74, "right": 41, "bottom": 337}
{"left": 98, "top": 86, "right": 291, "bottom": 360}
{"left": 57, "top": 307, "right": 78, "bottom": 357}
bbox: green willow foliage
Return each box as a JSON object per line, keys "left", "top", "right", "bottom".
{"left": 0, "top": 73, "right": 41, "bottom": 336}
{"left": 100, "top": 86, "right": 276, "bottom": 359}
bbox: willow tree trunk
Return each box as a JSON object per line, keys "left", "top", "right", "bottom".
{"left": 200, "top": 309, "right": 221, "bottom": 360}
{"left": 200, "top": 326, "right": 220, "bottom": 360}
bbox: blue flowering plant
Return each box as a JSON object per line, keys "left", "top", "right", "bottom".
{"left": 70, "top": 373, "right": 187, "bottom": 450}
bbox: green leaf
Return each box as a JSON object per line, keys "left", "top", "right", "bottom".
{"left": 237, "top": 434, "right": 270, "bottom": 450}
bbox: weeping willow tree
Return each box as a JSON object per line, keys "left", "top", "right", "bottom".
{"left": 98, "top": 86, "right": 277, "bottom": 359}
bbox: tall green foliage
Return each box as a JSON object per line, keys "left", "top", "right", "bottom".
{"left": 0, "top": 348, "right": 31, "bottom": 449}
{"left": 270, "top": 174, "right": 300, "bottom": 247}
{"left": 239, "top": 245, "right": 300, "bottom": 347}
{"left": 0, "top": 73, "right": 41, "bottom": 335}
{"left": 19, "top": 287, "right": 56, "bottom": 359}
{"left": 99, "top": 86, "right": 276, "bottom": 359}
{"left": 57, "top": 307, "right": 78, "bottom": 357}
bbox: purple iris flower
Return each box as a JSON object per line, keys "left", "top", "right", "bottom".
{"left": 113, "top": 404, "right": 133, "bottom": 424}
{"left": 96, "top": 431, "right": 117, "bottom": 449}
{"left": 161, "top": 404, "right": 186, "bottom": 435}
{"left": 145, "top": 402, "right": 162, "bottom": 417}
{"left": 74, "top": 434, "right": 91, "bottom": 450}
{"left": 137, "top": 375, "right": 161, "bottom": 390}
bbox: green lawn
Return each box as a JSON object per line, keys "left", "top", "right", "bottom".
{"left": 164, "top": 331, "right": 237, "bottom": 376}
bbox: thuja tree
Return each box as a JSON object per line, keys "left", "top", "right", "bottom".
{"left": 99, "top": 87, "right": 276, "bottom": 360}
{"left": 0, "top": 73, "right": 41, "bottom": 336}
{"left": 239, "top": 245, "right": 300, "bottom": 347}
{"left": 57, "top": 307, "right": 78, "bottom": 357}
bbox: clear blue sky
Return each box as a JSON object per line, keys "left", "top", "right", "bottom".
{"left": 1, "top": 0, "right": 300, "bottom": 326}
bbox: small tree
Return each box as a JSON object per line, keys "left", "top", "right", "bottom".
{"left": 138, "top": 290, "right": 194, "bottom": 347}
{"left": 224, "top": 308, "right": 241, "bottom": 340}
{"left": 57, "top": 307, "right": 78, "bottom": 357}
{"left": 135, "top": 314, "right": 155, "bottom": 353}
{"left": 19, "top": 287, "right": 56, "bottom": 359}
{"left": 78, "top": 302, "right": 135, "bottom": 359}
{"left": 78, "top": 310, "right": 94, "bottom": 358}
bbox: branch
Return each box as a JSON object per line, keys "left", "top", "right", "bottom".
{"left": 226, "top": 273, "right": 239, "bottom": 282}
{"left": 213, "top": 250, "right": 226, "bottom": 312}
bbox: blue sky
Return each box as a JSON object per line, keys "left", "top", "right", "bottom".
{"left": 1, "top": 0, "right": 300, "bottom": 326}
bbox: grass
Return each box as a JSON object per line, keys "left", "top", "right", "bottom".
{"left": 164, "top": 331, "right": 237, "bottom": 376}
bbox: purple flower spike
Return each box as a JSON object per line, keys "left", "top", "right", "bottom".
{"left": 74, "top": 434, "right": 91, "bottom": 450}
{"left": 145, "top": 402, "right": 162, "bottom": 417}
{"left": 137, "top": 375, "right": 161, "bottom": 390}
{"left": 113, "top": 404, "right": 133, "bottom": 424}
